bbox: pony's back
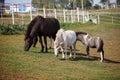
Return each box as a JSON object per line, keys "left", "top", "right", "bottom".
{"left": 63, "top": 30, "right": 76, "bottom": 46}
{"left": 43, "top": 18, "right": 60, "bottom": 35}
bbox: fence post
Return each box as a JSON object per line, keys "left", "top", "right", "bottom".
{"left": 21, "top": 14, "right": 24, "bottom": 24}
{"left": 97, "top": 14, "right": 100, "bottom": 24}
{"left": 43, "top": 8, "right": 46, "bottom": 18}
{"left": 82, "top": 11, "right": 85, "bottom": 23}
{"left": 71, "top": 10, "right": 73, "bottom": 23}
{"left": 12, "top": 4, "right": 15, "bottom": 24}
{"left": 77, "top": 8, "right": 80, "bottom": 22}
{"left": 87, "top": 11, "right": 90, "bottom": 21}
{"left": 36, "top": 8, "right": 39, "bottom": 16}
{"left": 63, "top": 9, "right": 66, "bottom": 22}
{"left": 30, "top": 4, "right": 32, "bottom": 21}
{"left": 54, "top": 9, "right": 57, "bottom": 18}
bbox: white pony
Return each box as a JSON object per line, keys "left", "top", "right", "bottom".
{"left": 54, "top": 29, "right": 76, "bottom": 59}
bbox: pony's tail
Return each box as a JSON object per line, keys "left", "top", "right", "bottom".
{"left": 97, "top": 39, "right": 104, "bottom": 52}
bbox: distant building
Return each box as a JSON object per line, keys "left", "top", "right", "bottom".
{"left": 4, "top": 0, "right": 35, "bottom": 13}
{"left": 9, "top": 3, "right": 35, "bottom": 13}
{"left": 109, "top": 2, "right": 117, "bottom": 8}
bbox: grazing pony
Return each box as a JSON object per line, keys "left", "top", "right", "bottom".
{"left": 24, "top": 15, "right": 60, "bottom": 52}
{"left": 76, "top": 32, "right": 104, "bottom": 62}
{"left": 54, "top": 29, "right": 76, "bottom": 59}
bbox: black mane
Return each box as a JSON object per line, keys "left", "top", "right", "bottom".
{"left": 76, "top": 31, "right": 87, "bottom": 36}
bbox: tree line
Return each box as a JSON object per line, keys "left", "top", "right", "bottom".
{"left": 32, "top": 0, "right": 93, "bottom": 9}
{"left": 32, "top": 0, "right": 120, "bottom": 9}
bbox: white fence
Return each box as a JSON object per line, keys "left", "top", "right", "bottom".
{"left": 0, "top": 8, "right": 90, "bottom": 24}
{"left": 99, "top": 14, "right": 120, "bottom": 25}
{"left": 89, "top": 12, "right": 120, "bottom": 25}
{"left": 0, "top": 8, "right": 120, "bottom": 25}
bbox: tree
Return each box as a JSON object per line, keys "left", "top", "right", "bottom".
{"left": 117, "top": 0, "right": 120, "bottom": 5}
{"left": 76, "top": 0, "right": 93, "bottom": 9}
{"left": 94, "top": 4, "right": 101, "bottom": 9}
{"left": 32, "top": 0, "right": 54, "bottom": 8}
{"left": 32, "top": 0, "right": 41, "bottom": 8}
{"left": 100, "top": 0, "right": 110, "bottom": 9}
{"left": 31, "top": 0, "right": 93, "bottom": 9}
{"left": 86, "top": 0, "right": 93, "bottom": 9}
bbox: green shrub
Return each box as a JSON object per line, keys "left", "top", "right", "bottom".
{"left": 0, "top": 24, "right": 27, "bottom": 35}
{"left": 0, "top": 22, "right": 94, "bottom": 35}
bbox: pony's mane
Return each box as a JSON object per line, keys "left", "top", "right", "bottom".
{"left": 24, "top": 16, "right": 44, "bottom": 40}
{"left": 76, "top": 31, "right": 87, "bottom": 36}
{"left": 58, "top": 29, "right": 64, "bottom": 33}
{"left": 55, "top": 28, "right": 64, "bottom": 41}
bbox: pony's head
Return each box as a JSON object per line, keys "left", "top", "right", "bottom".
{"left": 24, "top": 36, "right": 33, "bottom": 51}
{"left": 54, "top": 29, "right": 64, "bottom": 57}
{"left": 24, "top": 16, "right": 44, "bottom": 51}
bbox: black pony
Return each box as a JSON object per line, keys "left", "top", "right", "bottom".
{"left": 24, "top": 15, "right": 60, "bottom": 52}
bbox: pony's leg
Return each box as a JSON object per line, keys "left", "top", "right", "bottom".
{"left": 64, "top": 46, "right": 68, "bottom": 59}
{"left": 52, "top": 35, "right": 56, "bottom": 41}
{"left": 69, "top": 46, "right": 72, "bottom": 58}
{"left": 43, "top": 36, "right": 48, "bottom": 52}
{"left": 49, "top": 36, "right": 52, "bottom": 49}
{"left": 73, "top": 42, "right": 76, "bottom": 59}
{"left": 60, "top": 46, "right": 65, "bottom": 59}
{"left": 39, "top": 36, "right": 44, "bottom": 52}
{"left": 100, "top": 49, "right": 104, "bottom": 62}
{"left": 33, "top": 35, "right": 38, "bottom": 47}
{"left": 86, "top": 46, "right": 90, "bottom": 58}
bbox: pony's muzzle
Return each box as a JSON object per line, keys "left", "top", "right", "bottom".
{"left": 24, "top": 48, "right": 29, "bottom": 51}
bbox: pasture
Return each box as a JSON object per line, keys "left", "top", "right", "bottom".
{"left": 0, "top": 23, "right": 120, "bottom": 80}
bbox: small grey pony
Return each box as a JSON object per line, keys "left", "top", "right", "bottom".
{"left": 76, "top": 32, "right": 104, "bottom": 62}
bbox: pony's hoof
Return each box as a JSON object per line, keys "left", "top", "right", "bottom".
{"left": 41, "top": 50, "right": 44, "bottom": 52}
{"left": 60, "top": 58, "right": 65, "bottom": 60}
{"left": 49, "top": 47, "right": 52, "bottom": 49}
{"left": 32, "top": 45, "right": 36, "bottom": 47}
{"left": 69, "top": 56, "right": 73, "bottom": 58}
{"left": 100, "top": 60, "right": 103, "bottom": 63}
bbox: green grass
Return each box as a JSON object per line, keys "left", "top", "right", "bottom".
{"left": 0, "top": 23, "right": 120, "bottom": 80}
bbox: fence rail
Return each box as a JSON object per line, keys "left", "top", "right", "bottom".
{"left": 99, "top": 14, "right": 120, "bottom": 25}
{"left": 0, "top": 8, "right": 120, "bottom": 25}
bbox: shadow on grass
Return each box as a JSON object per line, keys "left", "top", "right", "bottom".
{"left": 29, "top": 50, "right": 120, "bottom": 64}
{"left": 70, "top": 53, "right": 120, "bottom": 64}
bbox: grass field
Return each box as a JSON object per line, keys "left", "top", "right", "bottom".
{"left": 0, "top": 23, "right": 120, "bottom": 80}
